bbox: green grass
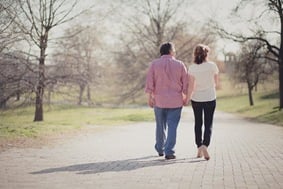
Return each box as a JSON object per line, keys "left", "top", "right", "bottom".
{"left": 216, "top": 74, "right": 283, "bottom": 126}
{"left": 1, "top": 72, "right": 282, "bottom": 142}
{"left": 0, "top": 105, "right": 154, "bottom": 139}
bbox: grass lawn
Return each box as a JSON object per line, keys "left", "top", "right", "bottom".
{"left": 217, "top": 92, "right": 283, "bottom": 126}
{"left": 217, "top": 74, "right": 283, "bottom": 126}
{"left": 1, "top": 73, "right": 282, "bottom": 145}
{"left": 0, "top": 105, "right": 154, "bottom": 140}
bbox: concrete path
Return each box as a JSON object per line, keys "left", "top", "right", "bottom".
{"left": 1, "top": 107, "right": 283, "bottom": 189}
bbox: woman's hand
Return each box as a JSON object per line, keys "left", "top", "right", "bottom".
{"left": 183, "top": 94, "right": 190, "bottom": 106}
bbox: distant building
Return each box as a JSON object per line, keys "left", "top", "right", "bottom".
{"left": 224, "top": 52, "right": 237, "bottom": 74}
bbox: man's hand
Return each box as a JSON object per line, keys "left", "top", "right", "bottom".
{"left": 148, "top": 94, "right": 155, "bottom": 108}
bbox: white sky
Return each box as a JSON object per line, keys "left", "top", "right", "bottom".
{"left": 184, "top": 0, "right": 242, "bottom": 59}
{"left": 49, "top": 0, "right": 277, "bottom": 61}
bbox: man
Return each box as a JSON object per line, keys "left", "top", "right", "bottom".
{"left": 145, "top": 42, "right": 188, "bottom": 160}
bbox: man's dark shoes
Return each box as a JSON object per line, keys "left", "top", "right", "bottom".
{"left": 165, "top": 154, "right": 176, "bottom": 160}
{"left": 158, "top": 153, "right": 164, "bottom": 156}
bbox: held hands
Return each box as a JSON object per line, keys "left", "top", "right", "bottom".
{"left": 184, "top": 98, "right": 191, "bottom": 106}
{"left": 148, "top": 93, "right": 190, "bottom": 107}
{"left": 182, "top": 94, "right": 190, "bottom": 106}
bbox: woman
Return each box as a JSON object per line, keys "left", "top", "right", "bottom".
{"left": 187, "top": 44, "right": 219, "bottom": 160}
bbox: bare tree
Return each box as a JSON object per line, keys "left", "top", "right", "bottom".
{"left": 231, "top": 41, "right": 276, "bottom": 106}
{"left": 0, "top": 0, "right": 31, "bottom": 108}
{"left": 12, "top": 0, "right": 86, "bottom": 121}
{"left": 0, "top": 0, "right": 19, "bottom": 53}
{"left": 114, "top": 0, "right": 216, "bottom": 103}
{"left": 0, "top": 52, "right": 36, "bottom": 108}
{"left": 51, "top": 25, "right": 102, "bottom": 106}
{"left": 213, "top": 0, "right": 283, "bottom": 110}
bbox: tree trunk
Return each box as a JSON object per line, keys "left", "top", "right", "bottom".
{"left": 16, "top": 92, "right": 20, "bottom": 101}
{"left": 0, "top": 82, "right": 6, "bottom": 109}
{"left": 0, "top": 101, "right": 6, "bottom": 109}
{"left": 87, "top": 84, "right": 92, "bottom": 106}
{"left": 78, "top": 84, "right": 85, "bottom": 105}
{"left": 34, "top": 88, "right": 43, "bottom": 121}
{"left": 279, "top": 3, "right": 283, "bottom": 110}
{"left": 15, "top": 81, "right": 20, "bottom": 101}
{"left": 279, "top": 59, "right": 283, "bottom": 110}
{"left": 34, "top": 62, "right": 45, "bottom": 121}
{"left": 248, "top": 82, "right": 254, "bottom": 106}
{"left": 34, "top": 33, "right": 48, "bottom": 121}
{"left": 47, "top": 86, "right": 53, "bottom": 106}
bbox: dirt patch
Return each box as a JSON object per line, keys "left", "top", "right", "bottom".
{"left": 0, "top": 125, "right": 111, "bottom": 153}
{"left": 0, "top": 132, "right": 76, "bottom": 153}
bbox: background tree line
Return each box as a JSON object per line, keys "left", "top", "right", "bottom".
{"left": 0, "top": 0, "right": 281, "bottom": 123}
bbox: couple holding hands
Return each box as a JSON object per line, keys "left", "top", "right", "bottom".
{"left": 145, "top": 42, "right": 219, "bottom": 160}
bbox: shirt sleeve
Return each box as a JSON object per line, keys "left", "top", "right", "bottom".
{"left": 145, "top": 63, "right": 154, "bottom": 93}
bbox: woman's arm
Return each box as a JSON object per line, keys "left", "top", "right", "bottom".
{"left": 186, "top": 74, "right": 195, "bottom": 104}
{"left": 214, "top": 74, "right": 220, "bottom": 90}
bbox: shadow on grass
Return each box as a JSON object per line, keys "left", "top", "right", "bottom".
{"left": 260, "top": 92, "right": 279, "bottom": 100}
{"left": 255, "top": 108, "right": 283, "bottom": 126}
{"left": 217, "top": 94, "right": 246, "bottom": 100}
{"left": 30, "top": 156, "right": 206, "bottom": 175}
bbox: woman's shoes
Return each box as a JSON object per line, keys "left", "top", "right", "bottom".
{"left": 197, "top": 146, "right": 203, "bottom": 158}
{"left": 197, "top": 145, "right": 210, "bottom": 160}
{"left": 202, "top": 145, "right": 210, "bottom": 160}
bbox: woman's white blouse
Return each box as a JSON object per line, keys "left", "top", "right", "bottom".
{"left": 188, "top": 62, "right": 219, "bottom": 102}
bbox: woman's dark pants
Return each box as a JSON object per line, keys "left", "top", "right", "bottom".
{"left": 191, "top": 100, "right": 216, "bottom": 148}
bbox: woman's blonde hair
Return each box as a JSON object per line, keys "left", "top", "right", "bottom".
{"left": 193, "top": 44, "right": 210, "bottom": 64}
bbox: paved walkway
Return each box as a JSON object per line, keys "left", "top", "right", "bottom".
{"left": 1, "top": 107, "right": 283, "bottom": 189}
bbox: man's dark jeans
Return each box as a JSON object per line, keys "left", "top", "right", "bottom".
{"left": 191, "top": 100, "right": 216, "bottom": 148}
{"left": 154, "top": 107, "right": 182, "bottom": 156}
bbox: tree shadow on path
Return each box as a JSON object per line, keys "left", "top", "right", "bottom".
{"left": 31, "top": 156, "right": 205, "bottom": 175}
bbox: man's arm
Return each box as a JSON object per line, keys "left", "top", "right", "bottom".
{"left": 145, "top": 63, "right": 155, "bottom": 108}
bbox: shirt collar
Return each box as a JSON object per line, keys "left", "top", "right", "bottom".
{"left": 161, "top": 55, "right": 174, "bottom": 59}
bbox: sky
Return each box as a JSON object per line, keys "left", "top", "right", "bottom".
{"left": 184, "top": 0, "right": 242, "bottom": 59}
{"left": 49, "top": 0, "right": 275, "bottom": 61}
{"left": 104, "top": 0, "right": 241, "bottom": 55}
